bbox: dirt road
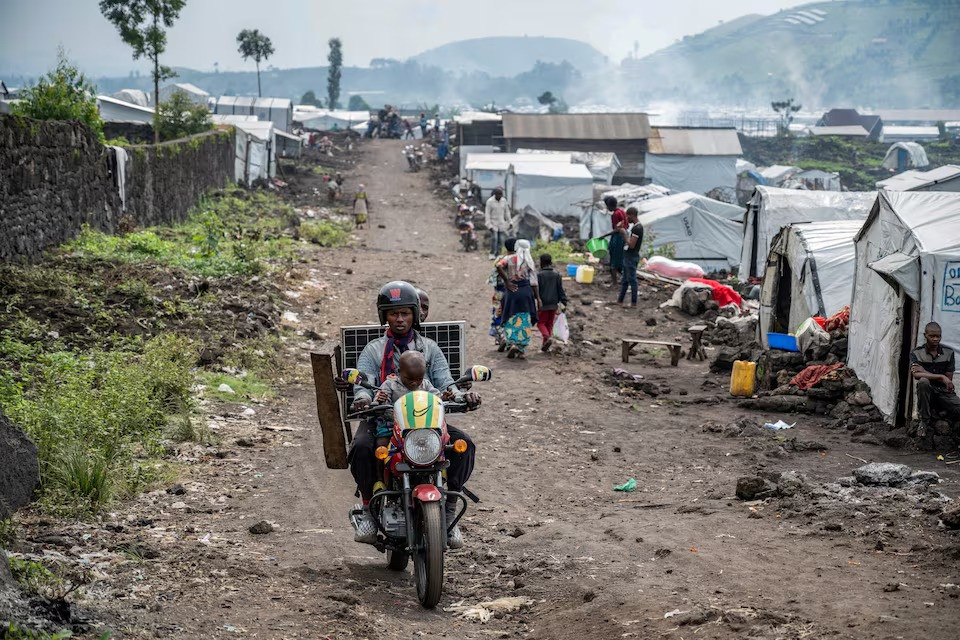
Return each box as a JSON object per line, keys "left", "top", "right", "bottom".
{"left": 97, "top": 139, "right": 960, "bottom": 639}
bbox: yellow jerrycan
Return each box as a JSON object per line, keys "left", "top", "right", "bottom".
{"left": 729, "top": 360, "right": 757, "bottom": 397}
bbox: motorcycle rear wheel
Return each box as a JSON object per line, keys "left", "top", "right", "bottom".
{"left": 386, "top": 549, "right": 409, "bottom": 571}
{"left": 413, "top": 501, "right": 444, "bottom": 608}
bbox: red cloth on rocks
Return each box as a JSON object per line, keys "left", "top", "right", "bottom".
{"left": 790, "top": 363, "right": 844, "bottom": 390}
{"left": 687, "top": 278, "right": 743, "bottom": 309}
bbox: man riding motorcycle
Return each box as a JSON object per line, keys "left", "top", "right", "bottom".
{"left": 345, "top": 281, "right": 479, "bottom": 548}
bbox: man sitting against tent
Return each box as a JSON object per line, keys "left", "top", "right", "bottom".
{"left": 910, "top": 322, "right": 960, "bottom": 437}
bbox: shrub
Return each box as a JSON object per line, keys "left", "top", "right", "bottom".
{"left": 12, "top": 50, "right": 104, "bottom": 141}
{"left": 156, "top": 89, "right": 213, "bottom": 142}
{"left": 0, "top": 334, "right": 194, "bottom": 511}
{"left": 532, "top": 238, "right": 584, "bottom": 265}
{"left": 299, "top": 220, "right": 352, "bottom": 247}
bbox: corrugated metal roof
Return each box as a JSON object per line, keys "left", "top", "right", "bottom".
{"left": 503, "top": 113, "right": 651, "bottom": 140}
{"left": 647, "top": 127, "right": 742, "bottom": 156}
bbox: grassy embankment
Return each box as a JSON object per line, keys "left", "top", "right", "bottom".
{"left": 0, "top": 187, "right": 351, "bottom": 516}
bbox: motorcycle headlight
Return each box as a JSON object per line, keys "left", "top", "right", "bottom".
{"left": 403, "top": 429, "right": 442, "bottom": 466}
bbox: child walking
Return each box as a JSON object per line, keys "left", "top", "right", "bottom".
{"left": 535, "top": 254, "right": 568, "bottom": 352}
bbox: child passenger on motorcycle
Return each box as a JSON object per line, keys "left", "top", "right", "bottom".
{"left": 372, "top": 351, "right": 464, "bottom": 445}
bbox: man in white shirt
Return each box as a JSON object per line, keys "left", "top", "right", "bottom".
{"left": 484, "top": 187, "right": 511, "bottom": 259}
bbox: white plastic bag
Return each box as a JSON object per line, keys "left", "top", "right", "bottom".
{"left": 553, "top": 312, "right": 570, "bottom": 342}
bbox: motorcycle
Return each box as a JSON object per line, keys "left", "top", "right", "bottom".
{"left": 404, "top": 145, "right": 422, "bottom": 172}
{"left": 344, "top": 365, "right": 491, "bottom": 608}
{"left": 458, "top": 219, "right": 478, "bottom": 252}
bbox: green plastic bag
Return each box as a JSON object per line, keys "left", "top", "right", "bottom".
{"left": 613, "top": 478, "right": 637, "bottom": 492}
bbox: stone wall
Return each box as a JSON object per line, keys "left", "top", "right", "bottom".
{"left": 0, "top": 114, "right": 235, "bottom": 262}
{"left": 0, "top": 115, "right": 120, "bottom": 262}
{"left": 103, "top": 121, "right": 154, "bottom": 144}
{"left": 124, "top": 130, "right": 234, "bottom": 227}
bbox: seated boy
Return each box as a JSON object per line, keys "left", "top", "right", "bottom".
{"left": 372, "top": 351, "right": 463, "bottom": 444}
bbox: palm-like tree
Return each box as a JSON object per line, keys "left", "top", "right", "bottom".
{"left": 237, "top": 29, "right": 275, "bottom": 97}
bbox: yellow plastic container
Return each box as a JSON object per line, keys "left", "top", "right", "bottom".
{"left": 729, "top": 360, "right": 757, "bottom": 397}
{"left": 575, "top": 265, "right": 595, "bottom": 284}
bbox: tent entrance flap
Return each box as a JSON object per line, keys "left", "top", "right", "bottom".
{"left": 868, "top": 251, "right": 920, "bottom": 301}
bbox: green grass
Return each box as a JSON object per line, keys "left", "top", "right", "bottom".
{"left": 532, "top": 238, "right": 584, "bottom": 266}
{"left": 8, "top": 556, "right": 63, "bottom": 597}
{"left": 66, "top": 187, "right": 301, "bottom": 277}
{"left": 201, "top": 371, "right": 272, "bottom": 402}
{"left": 299, "top": 219, "right": 353, "bottom": 247}
{"left": 0, "top": 334, "right": 195, "bottom": 514}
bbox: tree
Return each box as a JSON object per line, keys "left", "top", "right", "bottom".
{"left": 327, "top": 38, "right": 343, "bottom": 110}
{"left": 537, "top": 91, "right": 557, "bottom": 107}
{"left": 537, "top": 91, "right": 568, "bottom": 114}
{"left": 12, "top": 50, "right": 104, "bottom": 141}
{"left": 99, "top": 0, "right": 186, "bottom": 143}
{"left": 155, "top": 89, "right": 212, "bottom": 141}
{"left": 771, "top": 98, "right": 802, "bottom": 136}
{"left": 348, "top": 94, "right": 370, "bottom": 111}
{"left": 300, "top": 90, "right": 323, "bottom": 107}
{"left": 236, "top": 28, "right": 274, "bottom": 97}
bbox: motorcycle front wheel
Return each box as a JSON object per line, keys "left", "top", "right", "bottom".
{"left": 413, "top": 501, "right": 444, "bottom": 608}
{"left": 386, "top": 549, "right": 409, "bottom": 571}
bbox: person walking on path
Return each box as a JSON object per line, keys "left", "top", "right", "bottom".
{"left": 488, "top": 237, "right": 516, "bottom": 351}
{"left": 419, "top": 112, "right": 428, "bottom": 137}
{"left": 604, "top": 195, "right": 628, "bottom": 286}
{"left": 496, "top": 239, "right": 541, "bottom": 360}
{"left": 352, "top": 184, "right": 370, "bottom": 229}
{"left": 536, "top": 253, "right": 567, "bottom": 352}
{"left": 485, "top": 187, "right": 511, "bottom": 259}
{"left": 618, "top": 207, "right": 644, "bottom": 308}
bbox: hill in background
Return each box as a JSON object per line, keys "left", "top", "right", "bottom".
{"left": 622, "top": 0, "right": 960, "bottom": 108}
{"left": 411, "top": 36, "right": 608, "bottom": 77}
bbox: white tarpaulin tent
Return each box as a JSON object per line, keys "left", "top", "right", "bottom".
{"left": 644, "top": 155, "right": 738, "bottom": 196}
{"left": 159, "top": 82, "right": 209, "bottom": 106}
{"left": 111, "top": 89, "right": 150, "bottom": 107}
{"left": 506, "top": 162, "right": 594, "bottom": 219}
{"left": 848, "top": 190, "right": 960, "bottom": 423}
{"left": 459, "top": 145, "right": 498, "bottom": 177}
{"left": 213, "top": 97, "right": 292, "bottom": 132}
{"left": 634, "top": 191, "right": 744, "bottom": 221}
{"left": 467, "top": 153, "right": 572, "bottom": 199}
{"left": 579, "top": 183, "right": 671, "bottom": 240}
{"left": 635, "top": 197, "right": 744, "bottom": 272}
{"left": 97, "top": 95, "right": 154, "bottom": 123}
{"left": 881, "top": 142, "right": 930, "bottom": 170}
{"left": 877, "top": 165, "right": 960, "bottom": 192}
{"left": 759, "top": 220, "right": 864, "bottom": 348}
{"left": 740, "top": 186, "right": 876, "bottom": 278}
{"left": 516, "top": 148, "right": 622, "bottom": 184}
{"left": 234, "top": 120, "right": 275, "bottom": 186}
{"left": 296, "top": 108, "right": 369, "bottom": 131}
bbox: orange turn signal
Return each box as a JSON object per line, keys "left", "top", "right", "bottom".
{"left": 375, "top": 446, "right": 389, "bottom": 461}
{"left": 453, "top": 439, "right": 468, "bottom": 454}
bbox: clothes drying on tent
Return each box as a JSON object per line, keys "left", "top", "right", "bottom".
{"left": 740, "top": 186, "right": 876, "bottom": 278}
{"left": 758, "top": 220, "right": 864, "bottom": 348}
{"left": 847, "top": 190, "right": 960, "bottom": 423}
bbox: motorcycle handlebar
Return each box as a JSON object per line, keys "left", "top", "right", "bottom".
{"left": 346, "top": 400, "right": 478, "bottom": 420}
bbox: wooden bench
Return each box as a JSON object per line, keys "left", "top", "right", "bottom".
{"left": 622, "top": 338, "right": 683, "bottom": 366}
{"left": 687, "top": 324, "right": 708, "bottom": 361}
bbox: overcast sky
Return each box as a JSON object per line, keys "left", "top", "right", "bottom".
{"left": 1, "top": 0, "right": 802, "bottom": 77}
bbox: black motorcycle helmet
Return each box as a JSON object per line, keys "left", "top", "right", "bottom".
{"left": 377, "top": 281, "right": 422, "bottom": 329}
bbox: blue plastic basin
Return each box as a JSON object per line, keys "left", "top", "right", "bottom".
{"left": 768, "top": 332, "right": 799, "bottom": 352}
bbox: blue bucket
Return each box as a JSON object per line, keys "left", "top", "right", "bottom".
{"left": 566, "top": 264, "right": 578, "bottom": 277}
{"left": 768, "top": 332, "right": 799, "bottom": 352}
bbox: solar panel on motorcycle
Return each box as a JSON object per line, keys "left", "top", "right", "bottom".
{"left": 339, "top": 322, "right": 466, "bottom": 415}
